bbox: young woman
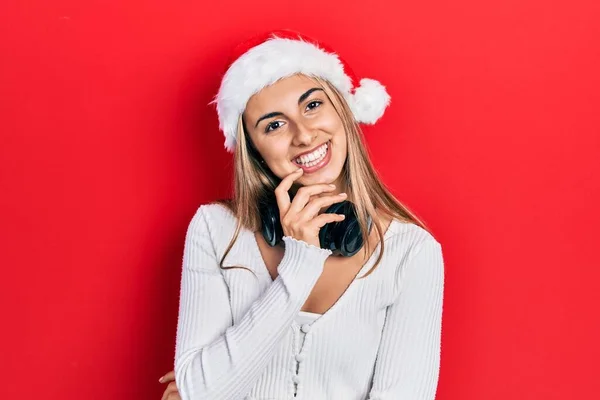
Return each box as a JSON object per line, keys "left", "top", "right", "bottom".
{"left": 160, "top": 30, "right": 445, "bottom": 400}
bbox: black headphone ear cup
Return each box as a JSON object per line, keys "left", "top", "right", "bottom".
{"left": 318, "top": 201, "right": 348, "bottom": 253}
{"left": 340, "top": 211, "right": 374, "bottom": 257}
{"left": 316, "top": 200, "right": 341, "bottom": 252}
{"left": 339, "top": 214, "right": 363, "bottom": 256}
{"left": 318, "top": 201, "right": 355, "bottom": 256}
{"left": 319, "top": 201, "right": 374, "bottom": 257}
{"left": 259, "top": 192, "right": 283, "bottom": 247}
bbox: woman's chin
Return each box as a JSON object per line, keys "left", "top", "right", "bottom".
{"left": 302, "top": 171, "right": 342, "bottom": 186}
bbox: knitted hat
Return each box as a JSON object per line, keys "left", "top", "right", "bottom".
{"left": 211, "top": 29, "right": 391, "bottom": 153}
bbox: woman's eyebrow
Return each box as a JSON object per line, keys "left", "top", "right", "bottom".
{"left": 297, "top": 87, "right": 323, "bottom": 104}
{"left": 254, "top": 112, "right": 283, "bottom": 128}
{"left": 254, "top": 87, "right": 324, "bottom": 128}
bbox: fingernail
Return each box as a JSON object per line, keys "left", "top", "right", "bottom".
{"left": 339, "top": 192, "right": 347, "bottom": 196}
{"left": 296, "top": 168, "right": 303, "bottom": 172}
{"left": 329, "top": 184, "right": 335, "bottom": 188}
{"left": 158, "top": 376, "right": 164, "bottom": 383}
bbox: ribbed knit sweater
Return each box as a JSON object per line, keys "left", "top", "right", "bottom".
{"left": 174, "top": 203, "right": 445, "bottom": 400}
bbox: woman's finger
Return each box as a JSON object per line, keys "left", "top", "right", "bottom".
{"left": 160, "top": 381, "right": 179, "bottom": 400}
{"left": 287, "top": 184, "right": 337, "bottom": 218}
{"left": 296, "top": 191, "right": 346, "bottom": 221}
{"left": 274, "top": 168, "right": 303, "bottom": 217}
{"left": 312, "top": 211, "right": 347, "bottom": 229}
{"left": 159, "top": 370, "right": 175, "bottom": 383}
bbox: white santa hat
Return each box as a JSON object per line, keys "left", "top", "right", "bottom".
{"left": 211, "top": 29, "right": 391, "bottom": 153}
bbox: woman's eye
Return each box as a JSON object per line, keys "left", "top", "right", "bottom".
{"left": 306, "top": 101, "right": 322, "bottom": 111}
{"left": 265, "top": 121, "right": 284, "bottom": 133}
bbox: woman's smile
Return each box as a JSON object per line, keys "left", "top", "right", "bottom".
{"left": 291, "top": 140, "right": 332, "bottom": 173}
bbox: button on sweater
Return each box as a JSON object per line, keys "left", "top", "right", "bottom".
{"left": 174, "top": 203, "right": 445, "bottom": 400}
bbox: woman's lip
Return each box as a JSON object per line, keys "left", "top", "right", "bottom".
{"left": 292, "top": 141, "right": 332, "bottom": 173}
{"left": 291, "top": 141, "right": 329, "bottom": 161}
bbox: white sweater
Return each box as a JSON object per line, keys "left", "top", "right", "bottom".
{"left": 174, "top": 203, "right": 445, "bottom": 400}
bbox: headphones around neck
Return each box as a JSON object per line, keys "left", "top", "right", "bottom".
{"left": 258, "top": 189, "right": 373, "bottom": 257}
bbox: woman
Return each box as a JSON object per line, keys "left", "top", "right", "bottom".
{"left": 160, "top": 29, "right": 445, "bottom": 400}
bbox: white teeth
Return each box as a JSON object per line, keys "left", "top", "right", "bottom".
{"left": 294, "top": 142, "right": 328, "bottom": 165}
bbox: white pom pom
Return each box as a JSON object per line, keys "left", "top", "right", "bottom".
{"left": 349, "top": 78, "right": 391, "bottom": 124}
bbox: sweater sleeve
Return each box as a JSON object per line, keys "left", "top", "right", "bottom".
{"left": 367, "top": 238, "right": 445, "bottom": 400}
{"left": 174, "top": 205, "right": 332, "bottom": 400}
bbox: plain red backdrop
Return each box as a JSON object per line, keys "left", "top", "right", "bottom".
{"left": 1, "top": 0, "right": 599, "bottom": 399}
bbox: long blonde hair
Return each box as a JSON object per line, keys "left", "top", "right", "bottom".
{"left": 214, "top": 74, "right": 432, "bottom": 279}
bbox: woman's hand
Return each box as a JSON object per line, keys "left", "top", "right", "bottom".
{"left": 158, "top": 371, "right": 180, "bottom": 400}
{"left": 276, "top": 168, "right": 347, "bottom": 248}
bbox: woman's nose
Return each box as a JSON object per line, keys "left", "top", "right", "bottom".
{"left": 291, "top": 121, "right": 317, "bottom": 146}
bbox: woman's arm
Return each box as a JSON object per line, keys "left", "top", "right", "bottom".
{"left": 174, "top": 205, "right": 332, "bottom": 400}
{"left": 367, "top": 238, "right": 445, "bottom": 400}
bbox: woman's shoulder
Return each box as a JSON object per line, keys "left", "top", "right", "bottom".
{"left": 190, "top": 200, "right": 245, "bottom": 252}
{"left": 193, "top": 201, "right": 240, "bottom": 234}
{"left": 378, "top": 217, "right": 443, "bottom": 296}
{"left": 386, "top": 216, "right": 442, "bottom": 256}
{"left": 197, "top": 200, "right": 237, "bottom": 222}
{"left": 383, "top": 210, "right": 436, "bottom": 238}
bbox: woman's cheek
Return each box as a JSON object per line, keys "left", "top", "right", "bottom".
{"left": 270, "top": 142, "right": 292, "bottom": 165}
{"left": 318, "top": 111, "right": 344, "bottom": 133}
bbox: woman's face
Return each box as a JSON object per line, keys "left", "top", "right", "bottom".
{"left": 243, "top": 74, "right": 347, "bottom": 190}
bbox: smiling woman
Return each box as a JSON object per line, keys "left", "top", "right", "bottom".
{"left": 169, "top": 29, "right": 446, "bottom": 400}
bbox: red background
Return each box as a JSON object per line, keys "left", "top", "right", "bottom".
{"left": 1, "top": 1, "right": 599, "bottom": 399}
